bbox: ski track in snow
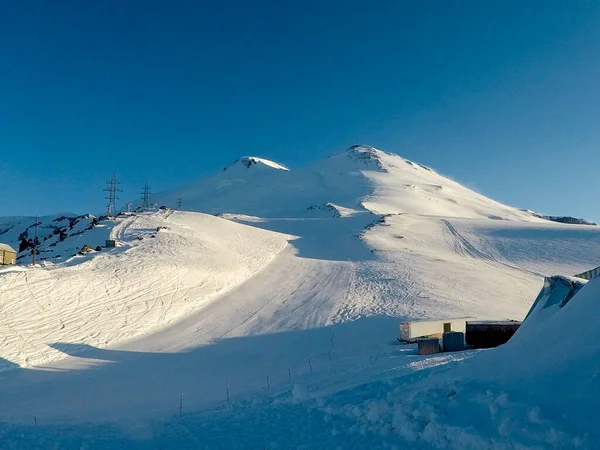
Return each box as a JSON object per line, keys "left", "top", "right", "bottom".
{"left": 441, "top": 219, "right": 546, "bottom": 277}
{"left": 0, "top": 211, "right": 290, "bottom": 370}
{"left": 1, "top": 210, "right": 598, "bottom": 429}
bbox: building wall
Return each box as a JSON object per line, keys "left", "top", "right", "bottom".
{"left": 1, "top": 250, "right": 16, "bottom": 265}
{"left": 400, "top": 318, "right": 475, "bottom": 341}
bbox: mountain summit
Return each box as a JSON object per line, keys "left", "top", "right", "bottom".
{"left": 223, "top": 156, "right": 289, "bottom": 172}
{"left": 148, "top": 145, "right": 538, "bottom": 221}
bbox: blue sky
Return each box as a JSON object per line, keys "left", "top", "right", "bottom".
{"left": 1, "top": 1, "right": 599, "bottom": 219}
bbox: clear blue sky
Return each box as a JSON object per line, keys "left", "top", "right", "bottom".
{"left": 1, "top": 1, "right": 599, "bottom": 219}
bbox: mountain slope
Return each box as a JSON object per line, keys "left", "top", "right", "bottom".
{"left": 2, "top": 145, "right": 600, "bottom": 447}
{"left": 147, "top": 145, "right": 543, "bottom": 221}
{"left": 0, "top": 214, "right": 110, "bottom": 264}
{"left": 0, "top": 211, "right": 289, "bottom": 370}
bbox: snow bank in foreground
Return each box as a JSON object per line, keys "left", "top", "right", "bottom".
{"left": 366, "top": 274, "right": 600, "bottom": 447}
{"left": 518, "top": 275, "right": 586, "bottom": 334}
{"left": 467, "top": 275, "right": 600, "bottom": 438}
{"left": 350, "top": 274, "right": 600, "bottom": 448}
{"left": 272, "top": 273, "right": 600, "bottom": 448}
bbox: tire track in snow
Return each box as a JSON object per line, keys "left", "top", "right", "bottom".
{"left": 441, "top": 219, "right": 545, "bottom": 278}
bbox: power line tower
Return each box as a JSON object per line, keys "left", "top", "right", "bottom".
{"left": 32, "top": 216, "right": 40, "bottom": 266}
{"left": 126, "top": 202, "right": 132, "bottom": 213}
{"left": 177, "top": 196, "right": 183, "bottom": 210}
{"left": 141, "top": 182, "right": 151, "bottom": 211}
{"left": 104, "top": 174, "right": 122, "bottom": 217}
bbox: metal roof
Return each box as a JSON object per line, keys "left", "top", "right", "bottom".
{"left": 0, "top": 243, "right": 17, "bottom": 253}
{"left": 574, "top": 265, "right": 600, "bottom": 281}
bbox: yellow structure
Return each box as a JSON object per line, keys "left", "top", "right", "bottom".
{"left": 0, "top": 243, "right": 17, "bottom": 265}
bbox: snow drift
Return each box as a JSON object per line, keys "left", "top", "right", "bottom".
{"left": 519, "top": 275, "right": 587, "bottom": 333}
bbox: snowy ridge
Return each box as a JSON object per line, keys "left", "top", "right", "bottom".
{"left": 336, "top": 144, "right": 390, "bottom": 171}
{"left": 223, "top": 156, "right": 289, "bottom": 172}
{"left": 147, "top": 145, "right": 545, "bottom": 221}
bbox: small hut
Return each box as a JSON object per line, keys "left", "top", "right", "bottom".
{"left": 399, "top": 318, "right": 475, "bottom": 342}
{"left": 0, "top": 243, "right": 17, "bottom": 265}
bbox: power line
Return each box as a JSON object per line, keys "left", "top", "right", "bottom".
{"left": 141, "top": 182, "right": 151, "bottom": 211}
{"left": 32, "top": 216, "right": 40, "bottom": 266}
{"left": 104, "top": 174, "right": 122, "bottom": 217}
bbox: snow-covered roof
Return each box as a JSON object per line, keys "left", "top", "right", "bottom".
{"left": 0, "top": 243, "right": 16, "bottom": 253}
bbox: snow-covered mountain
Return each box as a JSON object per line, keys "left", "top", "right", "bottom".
{"left": 148, "top": 145, "right": 544, "bottom": 221}
{"left": 223, "top": 156, "right": 290, "bottom": 172}
{"left": 1, "top": 145, "right": 588, "bottom": 265}
{"left": 2, "top": 145, "right": 600, "bottom": 447}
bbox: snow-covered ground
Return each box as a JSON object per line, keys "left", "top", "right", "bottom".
{"left": 0, "top": 211, "right": 289, "bottom": 370}
{"left": 1, "top": 145, "right": 599, "bottom": 448}
{"left": 0, "top": 213, "right": 110, "bottom": 263}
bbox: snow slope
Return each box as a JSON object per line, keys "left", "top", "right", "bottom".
{"left": 444, "top": 218, "right": 600, "bottom": 276}
{"left": 145, "top": 145, "right": 547, "bottom": 221}
{"left": 2, "top": 210, "right": 598, "bottom": 427}
{"left": 0, "top": 214, "right": 109, "bottom": 263}
{"left": 0, "top": 211, "right": 289, "bottom": 370}
{"left": 2, "top": 145, "right": 600, "bottom": 448}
